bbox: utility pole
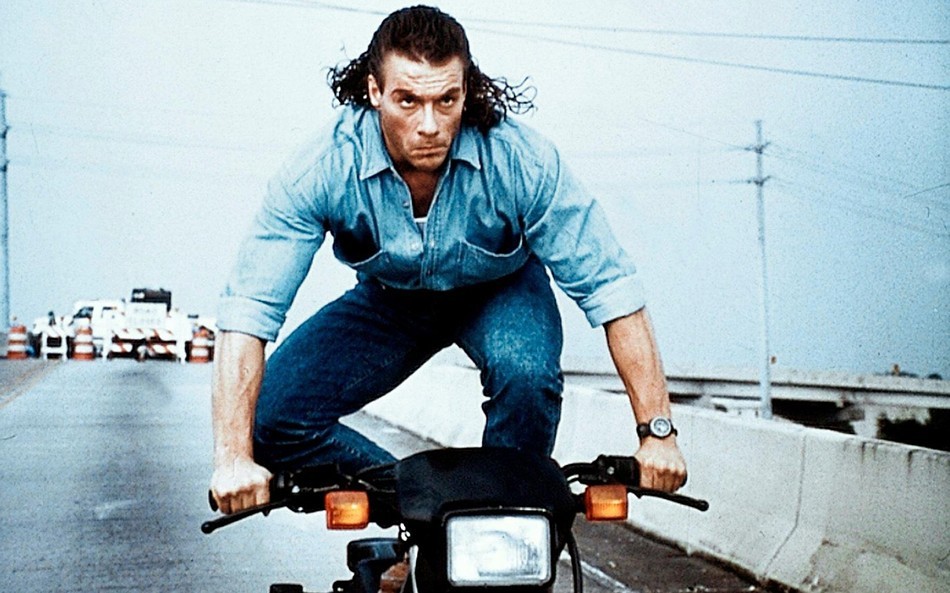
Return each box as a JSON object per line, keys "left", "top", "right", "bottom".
{"left": 750, "top": 120, "right": 773, "bottom": 419}
{"left": 0, "top": 86, "right": 9, "bottom": 337}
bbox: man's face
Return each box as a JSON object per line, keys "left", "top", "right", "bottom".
{"left": 368, "top": 52, "right": 467, "bottom": 175}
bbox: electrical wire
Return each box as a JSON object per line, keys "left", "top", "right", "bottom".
{"left": 222, "top": 0, "right": 388, "bottom": 17}
{"left": 8, "top": 155, "right": 266, "bottom": 184}
{"left": 215, "top": 0, "right": 949, "bottom": 90}
{"left": 562, "top": 146, "right": 736, "bottom": 159}
{"left": 769, "top": 143, "right": 922, "bottom": 194}
{"left": 4, "top": 93, "right": 265, "bottom": 121}
{"left": 900, "top": 183, "right": 950, "bottom": 205}
{"left": 470, "top": 22, "right": 949, "bottom": 46}
{"left": 219, "top": 0, "right": 950, "bottom": 45}
{"left": 8, "top": 122, "right": 291, "bottom": 154}
{"left": 625, "top": 115, "right": 749, "bottom": 150}
{"left": 470, "top": 27, "right": 950, "bottom": 92}
{"left": 772, "top": 178, "right": 948, "bottom": 237}
{"left": 768, "top": 144, "right": 950, "bottom": 211}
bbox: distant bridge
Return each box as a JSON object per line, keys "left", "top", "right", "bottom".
{"left": 564, "top": 364, "right": 950, "bottom": 439}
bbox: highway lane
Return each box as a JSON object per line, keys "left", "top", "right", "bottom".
{"left": 0, "top": 361, "right": 770, "bottom": 593}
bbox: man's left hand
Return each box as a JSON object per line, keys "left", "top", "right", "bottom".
{"left": 634, "top": 437, "right": 687, "bottom": 492}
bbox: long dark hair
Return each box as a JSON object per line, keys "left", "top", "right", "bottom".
{"left": 327, "top": 5, "right": 535, "bottom": 133}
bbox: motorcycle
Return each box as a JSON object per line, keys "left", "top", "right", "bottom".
{"left": 202, "top": 446, "right": 708, "bottom": 592}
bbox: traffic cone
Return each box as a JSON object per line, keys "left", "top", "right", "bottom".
{"left": 72, "top": 322, "right": 95, "bottom": 361}
{"left": 189, "top": 327, "right": 211, "bottom": 363}
{"left": 6, "top": 324, "right": 29, "bottom": 360}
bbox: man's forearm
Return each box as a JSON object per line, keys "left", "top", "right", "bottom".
{"left": 212, "top": 331, "right": 267, "bottom": 466}
{"left": 604, "top": 307, "right": 671, "bottom": 423}
{"left": 605, "top": 307, "right": 686, "bottom": 492}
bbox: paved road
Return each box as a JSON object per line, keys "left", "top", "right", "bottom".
{"left": 0, "top": 361, "right": 772, "bottom": 593}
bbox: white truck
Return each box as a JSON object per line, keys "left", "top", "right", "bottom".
{"left": 30, "top": 289, "right": 215, "bottom": 361}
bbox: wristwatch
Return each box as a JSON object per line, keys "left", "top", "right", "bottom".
{"left": 636, "top": 417, "right": 677, "bottom": 440}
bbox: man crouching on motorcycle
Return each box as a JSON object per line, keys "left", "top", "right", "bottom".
{"left": 210, "top": 5, "right": 687, "bottom": 521}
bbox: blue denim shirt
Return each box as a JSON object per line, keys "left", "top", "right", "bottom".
{"left": 219, "top": 106, "right": 645, "bottom": 341}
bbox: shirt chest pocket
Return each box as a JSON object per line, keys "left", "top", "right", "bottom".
{"left": 332, "top": 222, "right": 379, "bottom": 266}
{"left": 333, "top": 230, "right": 422, "bottom": 286}
{"left": 456, "top": 233, "right": 529, "bottom": 285}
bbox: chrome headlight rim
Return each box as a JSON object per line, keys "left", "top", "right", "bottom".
{"left": 443, "top": 508, "right": 556, "bottom": 588}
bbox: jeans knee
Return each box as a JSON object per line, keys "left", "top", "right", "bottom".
{"left": 480, "top": 357, "right": 563, "bottom": 456}
{"left": 483, "top": 355, "right": 563, "bottom": 404}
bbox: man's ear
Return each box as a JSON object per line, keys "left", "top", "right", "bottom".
{"left": 367, "top": 74, "right": 381, "bottom": 109}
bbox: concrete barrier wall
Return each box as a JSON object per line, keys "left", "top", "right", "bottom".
{"left": 364, "top": 363, "right": 950, "bottom": 593}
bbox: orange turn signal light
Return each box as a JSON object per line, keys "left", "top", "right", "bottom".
{"left": 325, "top": 491, "right": 370, "bottom": 530}
{"left": 584, "top": 484, "right": 629, "bottom": 521}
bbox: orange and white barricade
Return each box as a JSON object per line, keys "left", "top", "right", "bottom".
{"left": 5, "top": 324, "right": 29, "bottom": 359}
{"left": 109, "top": 328, "right": 147, "bottom": 360}
{"left": 41, "top": 325, "right": 69, "bottom": 359}
{"left": 71, "top": 322, "right": 95, "bottom": 360}
{"left": 147, "top": 329, "right": 181, "bottom": 361}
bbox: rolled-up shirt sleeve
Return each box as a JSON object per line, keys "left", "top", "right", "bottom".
{"left": 217, "top": 167, "right": 327, "bottom": 341}
{"left": 520, "top": 142, "right": 646, "bottom": 328}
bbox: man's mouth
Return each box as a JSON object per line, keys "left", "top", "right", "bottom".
{"left": 415, "top": 145, "right": 446, "bottom": 154}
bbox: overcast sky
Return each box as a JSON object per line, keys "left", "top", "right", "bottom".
{"left": 1, "top": 0, "right": 947, "bottom": 377}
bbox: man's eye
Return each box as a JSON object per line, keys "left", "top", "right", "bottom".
{"left": 399, "top": 97, "right": 416, "bottom": 107}
{"left": 441, "top": 96, "right": 457, "bottom": 106}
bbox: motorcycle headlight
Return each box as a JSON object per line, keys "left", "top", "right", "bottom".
{"left": 445, "top": 513, "right": 553, "bottom": 587}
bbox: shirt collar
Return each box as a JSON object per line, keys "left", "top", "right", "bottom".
{"left": 452, "top": 126, "right": 482, "bottom": 171}
{"left": 359, "top": 110, "right": 392, "bottom": 180}
{"left": 358, "top": 109, "right": 482, "bottom": 181}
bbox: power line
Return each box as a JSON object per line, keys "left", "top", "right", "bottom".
{"left": 900, "top": 182, "right": 950, "bottom": 203}
{"left": 471, "top": 27, "right": 950, "bottom": 92}
{"left": 5, "top": 93, "right": 264, "bottom": 121}
{"left": 8, "top": 122, "right": 290, "bottom": 154}
{"left": 219, "top": 0, "right": 950, "bottom": 45}
{"left": 625, "top": 115, "right": 749, "bottom": 150}
{"left": 773, "top": 178, "right": 948, "bottom": 237}
{"left": 769, "top": 144, "right": 950, "bottom": 210}
{"left": 472, "top": 23, "right": 950, "bottom": 46}
{"left": 8, "top": 156, "right": 266, "bottom": 184}
{"left": 222, "top": 0, "right": 387, "bottom": 17}
{"left": 769, "top": 143, "right": 921, "bottom": 194}
{"left": 772, "top": 161, "right": 950, "bottom": 225}
{"left": 562, "top": 147, "right": 734, "bottom": 159}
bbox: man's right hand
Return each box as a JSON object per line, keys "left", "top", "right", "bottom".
{"left": 210, "top": 457, "right": 273, "bottom": 515}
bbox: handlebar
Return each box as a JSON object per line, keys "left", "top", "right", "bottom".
{"left": 203, "top": 462, "right": 360, "bottom": 534}
{"left": 202, "top": 453, "right": 708, "bottom": 534}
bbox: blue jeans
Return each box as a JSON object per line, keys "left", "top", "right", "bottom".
{"left": 254, "top": 256, "right": 564, "bottom": 474}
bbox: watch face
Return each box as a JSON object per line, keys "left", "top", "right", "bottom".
{"left": 650, "top": 417, "right": 672, "bottom": 438}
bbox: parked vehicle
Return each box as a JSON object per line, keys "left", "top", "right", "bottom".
{"left": 28, "top": 288, "right": 215, "bottom": 361}
{"left": 202, "top": 446, "right": 708, "bottom": 592}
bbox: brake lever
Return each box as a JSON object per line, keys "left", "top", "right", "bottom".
{"left": 201, "top": 499, "right": 286, "bottom": 534}
{"left": 627, "top": 487, "right": 709, "bottom": 512}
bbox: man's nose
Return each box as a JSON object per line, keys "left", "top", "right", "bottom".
{"left": 418, "top": 104, "right": 438, "bottom": 136}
